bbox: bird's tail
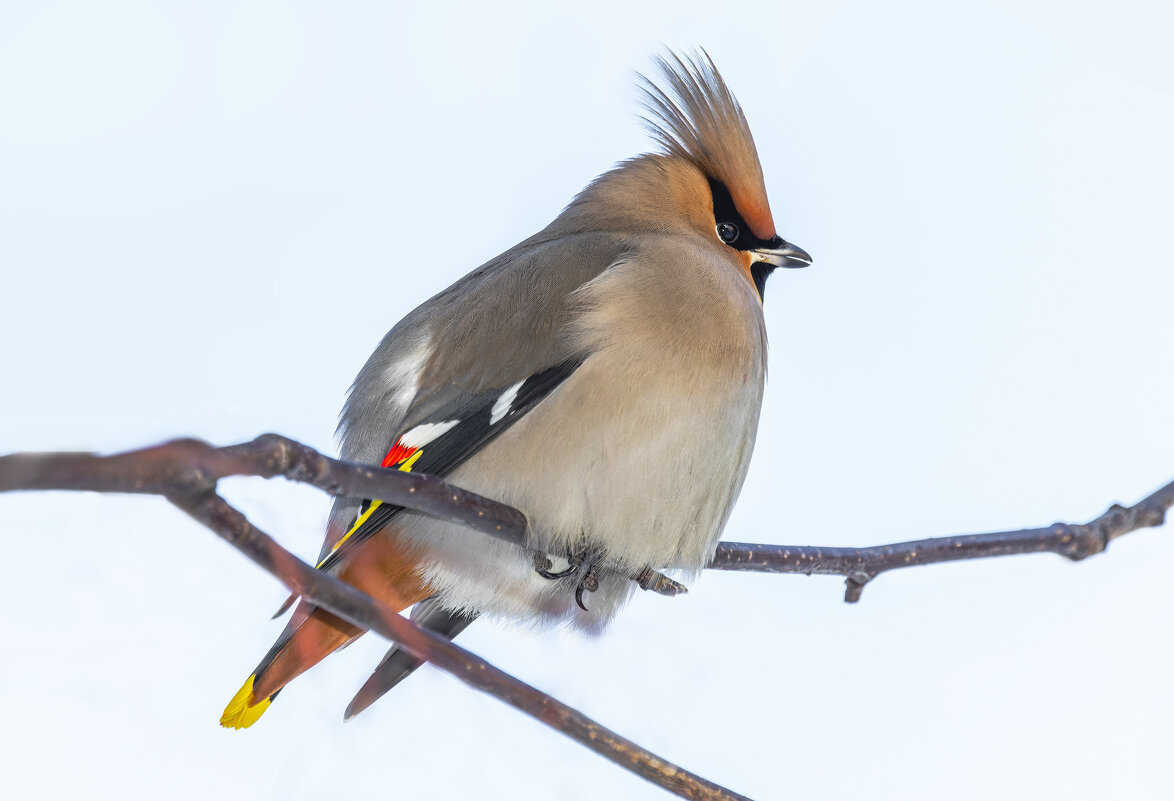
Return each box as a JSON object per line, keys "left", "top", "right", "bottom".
{"left": 220, "top": 603, "right": 361, "bottom": 729}
{"left": 220, "top": 533, "right": 430, "bottom": 729}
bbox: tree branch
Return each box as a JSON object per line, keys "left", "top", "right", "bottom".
{"left": 2, "top": 433, "right": 1171, "bottom": 799}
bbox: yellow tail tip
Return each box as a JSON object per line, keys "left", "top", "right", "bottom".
{"left": 220, "top": 674, "right": 273, "bottom": 730}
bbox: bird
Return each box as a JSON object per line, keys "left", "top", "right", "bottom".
{"left": 220, "top": 50, "right": 811, "bottom": 729}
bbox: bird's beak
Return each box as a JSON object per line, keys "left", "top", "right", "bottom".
{"left": 751, "top": 238, "right": 812, "bottom": 269}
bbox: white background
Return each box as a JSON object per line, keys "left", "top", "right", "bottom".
{"left": 1, "top": 2, "right": 1172, "bottom": 799}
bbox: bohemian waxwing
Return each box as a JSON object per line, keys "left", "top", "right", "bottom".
{"left": 221, "top": 50, "right": 811, "bottom": 729}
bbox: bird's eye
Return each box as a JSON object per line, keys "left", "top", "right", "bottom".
{"left": 716, "top": 222, "right": 739, "bottom": 244}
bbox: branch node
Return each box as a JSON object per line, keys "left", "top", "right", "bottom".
{"left": 633, "top": 567, "right": 688, "bottom": 596}
{"left": 260, "top": 433, "right": 321, "bottom": 484}
{"left": 1050, "top": 522, "right": 1103, "bottom": 562}
{"left": 844, "top": 571, "right": 872, "bottom": 603}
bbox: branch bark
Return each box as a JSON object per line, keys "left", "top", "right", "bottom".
{"left": 2, "top": 433, "right": 1171, "bottom": 799}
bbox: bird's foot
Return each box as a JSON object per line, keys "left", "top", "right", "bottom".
{"left": 532, "top": 538, "right": 600, "bottom": 581}
{"left": 532, "top": 543, "right": 607, "bottom": 612}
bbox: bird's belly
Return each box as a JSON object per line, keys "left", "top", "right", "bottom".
{"left": 397, "top": 351, "right": 765, "bottom": 629}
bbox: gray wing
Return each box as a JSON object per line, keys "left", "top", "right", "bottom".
{"left": 318, "top": 229, "right": 632, "bottom": 564}
{"left": 315, "top": 358, "right": 580, "bottom": 573}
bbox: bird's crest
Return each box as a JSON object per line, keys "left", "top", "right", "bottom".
{"left": 638, "top": 50, "right": 775, "bottom": 240}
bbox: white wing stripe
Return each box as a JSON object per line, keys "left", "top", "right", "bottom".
{"left": 490, "top": 381, "right": 525, "bottom": 425}
{"left": 400, "top": 420, "right": 460, "bottom": 448}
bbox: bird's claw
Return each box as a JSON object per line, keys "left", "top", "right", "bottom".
{"left": 574, "top": 562, "right": 601, "bottom": 611}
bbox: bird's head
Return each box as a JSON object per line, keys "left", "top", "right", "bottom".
{"left": 558, "top": 50, "right": 811, "bottom": 301}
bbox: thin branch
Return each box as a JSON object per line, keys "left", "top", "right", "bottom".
{"left": 709, "top": 480, "right": 1174, "bottom": 601}
{"left": 0, "top": 438, "right": 746, "bottom": 801}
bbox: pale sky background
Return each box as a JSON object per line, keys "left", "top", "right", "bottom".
{"left": 2, "top": 2, "right": 1172, "bottom": 800}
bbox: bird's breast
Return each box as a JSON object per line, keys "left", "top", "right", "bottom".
{"left": 399, "top": 246, "right": 769, "bottom": 628}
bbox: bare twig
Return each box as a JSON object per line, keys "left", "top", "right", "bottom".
{"left": 709, "top": 479, "right": 1174, "bottom": 601}
{"left": 0, "top": 437, "right": 746, "bottom": 801}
